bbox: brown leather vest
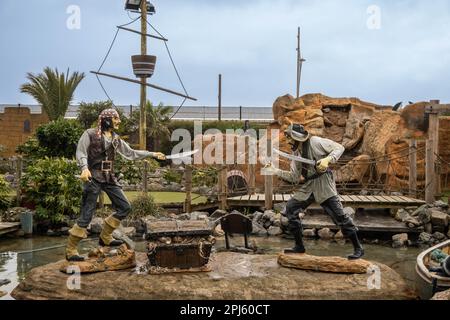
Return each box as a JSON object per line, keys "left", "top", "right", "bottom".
{"left": 86, "top": 129, "right": 120, "bottom": 184}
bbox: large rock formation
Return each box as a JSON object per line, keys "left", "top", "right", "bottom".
{"left": 12, "top": 252, "right": 417, "bottom": 300}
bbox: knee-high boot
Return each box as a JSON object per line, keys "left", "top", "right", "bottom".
{"left": 66, "top": 224, "right": 87, "bottom": 261}
{"left": 284, "top": 230, "right": 306, "bottom": 254}
{"left": 99, "top": 215, "right": 124, "bottom": 247}
{"left": 347, "top": 231, "right": 364, "bottom": 260}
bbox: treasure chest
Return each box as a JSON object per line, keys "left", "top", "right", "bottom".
{"left": 146, "top": 220, "right": 214, "bottom": 269}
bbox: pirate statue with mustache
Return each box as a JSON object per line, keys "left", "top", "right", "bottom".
{"left": 66, "top": 109, "right": 166, "bottom": 262}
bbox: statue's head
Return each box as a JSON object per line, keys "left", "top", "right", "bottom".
{"left": 284, "top": 123, "right": 310, "bottom": 143}
{"left": 98, "top": 109, "right": 120, "bottom": 135}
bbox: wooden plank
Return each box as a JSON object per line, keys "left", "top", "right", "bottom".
{"left": 249, "top": 194, "right": 259, "bottom": 201}
{"left": 381, "top": 196, "right": 397, "bottom": 203}
{"left": 390, "top": 196, "right": 406, "bottom": 203}
{"left": 340, "top": 195, "right": 351, "bottom": 202}
{"left": 275, "top": 194, "right": 284, "bottom": 202}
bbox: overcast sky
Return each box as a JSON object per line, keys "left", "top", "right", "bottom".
{"left": 0, "top": 0, "right": 449, "bottom": 108}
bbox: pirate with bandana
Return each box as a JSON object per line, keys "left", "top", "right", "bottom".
{"left": 65, "top": 109, "right": 166, "bottom": 262}
{"left": 267, "top": 124, "right": 364, "bottom": 260}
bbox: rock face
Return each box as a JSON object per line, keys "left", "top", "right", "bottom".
{"left": 12, "top": 252, "right": 416, "bottom": 300}
{"left": 432, "top": 289, "right": 450, "bottom": 300}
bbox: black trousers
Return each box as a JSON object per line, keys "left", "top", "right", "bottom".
{"left": 285, "top": 194, "right": 357, "bottom": 237}
{"left": 77, "top": 179, "right": 131, "bottom": 228}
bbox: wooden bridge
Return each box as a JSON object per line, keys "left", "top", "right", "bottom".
{"left": 227, "top": 194, "right": 426, "bottom": 209}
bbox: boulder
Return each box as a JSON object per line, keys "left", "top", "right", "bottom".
{"left": 251, "top": 222, "right": 267, "bottom": 236}
{"left": 418, "top": 232, "right": 432, "bottom": 244}
{"left": 212, "top": 224, "right": 225, "bottom": 237}
{"left": 335, "top": 155, "right": 370, "bottom": 183}
{"left": 403, "top": 216, "right": 421, "bottom": 227}
{"left": 432, "top": 200, "right": 449, "bottom": 210}
{"left": 263, "top": 210, "right": 276, "bottom": 221}
{"left": 392, "top": 234, "right": 408, "bottom": 248}
{"left": 0, "top": 291, "right": 6, "bottom": 298}
{"left": 189, "top": 211, "right": 209, "bottom": 221}
{"left": 411, "top": 205, "right": 428, "bottom": 218}
{"left": 267, "top": 226, "right": 283, "bottom": 236}
{"left": 274, "top": 202, "right": 286, "bottom": 214}
{"left": 431, "top": 289, "right": 450, "bottom": 300}
{"left": 430, "top": 209, "right": 449, "bottom": 227}
{"left": 343, "top": 207, "right": 356, "bottom": 218}
{"left": 177, "top": 213, "right": 191, "bottom": 221}
{"left": 303, "top": 229, "right": 316, "bottom": 238}
{"left": 11, "top": 252, "right": 416, "bottom": 300}
{"left": 334, "top": 230, "right": 344, "bottom": 240}
{"left": 281, "top": 216, "right": 289, "bottom": 228}
{"left": 394, "top": 209, "right": 409, "bottom": 222}
{"left": 210, "top": 209, "right": 228, "bottom": 220}
{"left": 318, "top": 228, "right": 335, "bottom": 240}
{"left": 87, "top": 217, "right": 104, "bottom": 235}
{"left": 432, "top": 232, "right": 446, "bottom": 241}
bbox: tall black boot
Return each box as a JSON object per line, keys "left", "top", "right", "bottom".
{"left": 284, "top": 231, "right": 306, "bottom": 254}
{"left": 347, "top": 231, "right": 364, "bottom": 260}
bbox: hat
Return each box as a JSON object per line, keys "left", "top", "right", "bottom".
{"left": 97, "top": 109, "right": 120, "bottom": 136}
{"left": 284, "top": 123, "right": 310, "bottom": 142}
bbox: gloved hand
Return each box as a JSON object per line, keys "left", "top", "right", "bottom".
{"left": 263, "top": 162, "right": 279, "bottom": 175}
{"left": 152, "top": 152, "right": 166, "bottom": 160}
{"left": 316, "top": 156, "right": 333, "bottom": 173}
{"left": 80, "top": 169, "right": 92, "bottom": 182}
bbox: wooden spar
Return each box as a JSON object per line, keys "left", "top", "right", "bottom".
{"left": 117, "top": 26, "right": 168, "bottom": 42}
{"left": 90, "top": 71, "right": 197, "bottom": 101}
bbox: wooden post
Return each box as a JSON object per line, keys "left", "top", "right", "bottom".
{"left": 15, "top": 157, "right": 22, "bottom": 206}
{"left": 139, "top": 1, "right": 148, "bottom": 150}
{"left": 247, "top": 135, "right": 256, "bottom": 195}
{"left": 265, "top": 138, "right": 274, "bottom": 210}
{"left": 409, "top": 139, "right": 417, "bottom": 198}
{"left": 143, "top": 160, "right": 148, "bottom": 194}
{"left": 218, "top": 165, "right": 228, "bottom": 210}
{"left": 425, "top": 140, "right": 435, "bottom": 204}
{"left": 184, "top": 165, "right": 192, "bottom": 213}
{"left": 427, "top": 100, "right": 440, "bottom": 201}
{"left": 218, "top": 74, "right": 222, "bottom": 122}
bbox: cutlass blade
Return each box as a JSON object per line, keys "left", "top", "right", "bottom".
{"left": 166, "top": 149, "right": 199, "bottom": 160}
{"left": 272, "top": 148, "right": 316, "bottom": 167}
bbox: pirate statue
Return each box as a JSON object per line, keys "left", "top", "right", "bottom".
{"left": 267, "top": 123, "right": 364, "bottom": 260}
{"left": 66, "top": 109, "right": 166, "bottom": 262}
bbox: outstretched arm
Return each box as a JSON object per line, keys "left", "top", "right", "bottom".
{"left": 117, "top": 139, "right": 165, "bottom": 161}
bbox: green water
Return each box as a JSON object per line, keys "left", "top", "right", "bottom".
{"left": 0, "top": 236, "right": 422, "bottom": 300}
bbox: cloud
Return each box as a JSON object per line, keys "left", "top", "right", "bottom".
{"left": 1, "top": 0, "right": 449, "bottom": 107}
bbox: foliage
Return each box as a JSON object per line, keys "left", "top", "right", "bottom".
{"left": 17, "top": 119, "right": 84, "bottom": 160}
{"left": 0, "top": 175, "right": 11, "bottom": 211}
{"left": 163, "top": 169, "right": 183, "bottom": 184}
{"left": 129, "top": 193, "right": 161, "bottom": 219}
{"left": 192, "top": 166, "right": 218, "bottom": 187}
{"left": 35, "top": 118, "right": 84, "bottom": 159}
{"left": 128, "top": 101, "right": 173, "bottom": 150}
{"left": 114, "top": 157, "right": 159, "bottom": 185}
{"left": 20, "top": 67, "right": 85, "bottom": 120}
{"left": 20, "top": 157, "right": 82, "bottom": 223}
{"left": 16, "top": 137, "right": 46, "bottom": 160}
{"left": 77, "top": 101, "right": 130, "bottom": 136}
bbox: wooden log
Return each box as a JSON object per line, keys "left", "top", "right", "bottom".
{"left": 184, "top": 165, "right": 193, "bottom": 213}
{"left": 265, "top": 138, "right": 273, "bottom": 210}
{"left": 425, "top": 140, "right": 435, "bottom": 204}
{"left": 278, "top": 253, "right": 372, "bottom": 274}
{"left": 409, "top": 139, "right": 417, "bottom": 198}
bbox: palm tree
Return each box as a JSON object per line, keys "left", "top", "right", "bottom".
{"left": 146, "top": 101, "right": 173, "bottom": 150}
{"left": 21, "top": 67, "right": 85, "bottom": 120}
{"left": 130, "top": 101, "right": 173, "bottom": 150}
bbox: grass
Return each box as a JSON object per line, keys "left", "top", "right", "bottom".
{"left": 442, "top": 189, "right": 450, "bottom": 204}
{"left": 102, "top": 191, "right": 208, "bottom": 205}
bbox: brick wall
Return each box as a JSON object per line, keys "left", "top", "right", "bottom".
{"left": 0, "top": 107, "right": 49, "bottom": 158}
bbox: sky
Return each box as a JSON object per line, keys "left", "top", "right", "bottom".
{"left": 0, "top": 0, "right": 449, "bottom": 108}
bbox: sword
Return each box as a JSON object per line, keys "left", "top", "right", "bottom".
{"left": 165, "top": 149, "right": 199, "bottom": 160}
{"left": 272, "top": 148, "right": 317, "bottom": 167}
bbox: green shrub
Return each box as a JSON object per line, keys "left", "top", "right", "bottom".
{"left": 16, "top": 137, "right": 46, "bottom": 160}
{"left": 163, "top": 169, "right": 183, "bottom": 184}
{"left": 35, "top": 118, "right": 84, "bottom": 159}
{"left": 114, "top": 157, "right": 159, "bottom": 185}
{"left": 0, "top": 175, "right": 11, "bottom": 211}
{"left": 129, "top": 193, "right": 161, "bottom": 219}
{"left": 20, "top": 157, "right": 82, "bottom": 223}
{"left": 192, "top": 166, "right": 218, "bottom": 187}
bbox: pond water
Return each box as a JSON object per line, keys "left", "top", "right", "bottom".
{"left": 0, "top": 235, "right": 422, "bottom": 300}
